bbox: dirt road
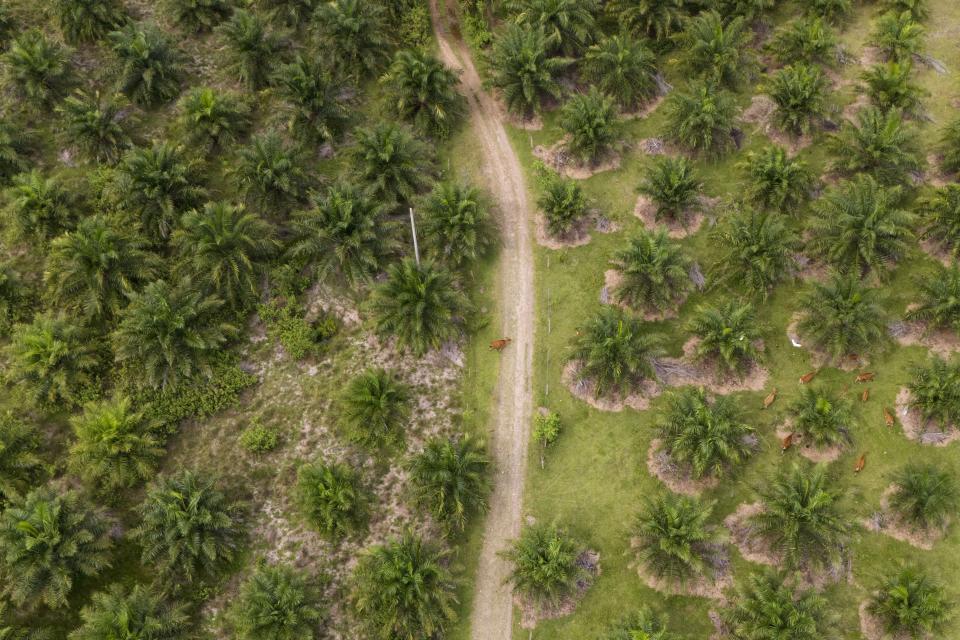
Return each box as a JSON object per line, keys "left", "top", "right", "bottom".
{"left": 428, "top": 3, "right": 535, "bottom": 639}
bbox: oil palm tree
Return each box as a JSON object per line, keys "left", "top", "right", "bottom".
{"left": 508, "top": 0, "right": 598, "bottom": 56}
{"left": 109, "top": 23, "right": 184, "bottom": 107}
{"left": 907, "top": 357, "right": 960, "bottom": 428}
{"left": 583, "top": 34, "right": 657, "bottom": 111}
{"left": 797, "top": 272, "right": 887, "bottom": 362}
{"left": 739, "top": 145, "right": 814, "bottom": 213}
{"left": 608, "top": 0, "right": 686, "bottom": 43}
{"left": 503, "top": 523, "right": 585, "bottom": 605}
{"left": 768, "top": 63, "right": 828, "bottom": 136}
{"left": 790, "top": 387, "right": 853, "bottom": 448}
{"left": 884, "top": 0, "right": 929, "bottom": 20}
{"left": 113, "top": 280, "right": 237, "bottom": 390}
{"left": 570, "top": 307, "right": 665, "bottom": 397}
{"left": 5, "top": 169, "right": 77, "bottom": 243}
{"left": 861, "top": 61, "right": 925, "bottom": 116}
{"left": 165, "top": 0, "right": 233, "bottom": 32}
{"left": 938, "top": 119, "right": 960, "bottom": 174}
{"left": 0, "top": 118, "right": 29, "bottom": 183}
{"left": 70, "top": 583, "right": 188, "bottom": 640}
{"left": 274, "top": 55, "right": 351, "bottom": 144}
{"left": 808, "top": 175, "right": 914, "bottom": 277}
{"left": 610, "top": 228, "right": 692, "bottom": 312}
{"left": 68, "top": 396, "right": 163, "bottom": 493}
{"left": 769, "top": 17, "right": 838, "bottom": 66}
{"left": 217, "top": 9, "right": 287, "bottom": 91}
{"left": 410, "top": 436, "right": 490, "bottom": 533}
{"left": 296, "top": 461, "right": 369, "bottom": 539}
{"left": 235, "top": 133, "right": 307, "bottom": 213}
{"left": 633, "top": 493, "right": 718, "bottom": 581}
{"left": 711, "top": 208, "right": 800, "bottom": 298}
{"left": 560, "top": 88, "right": 619, "bottom": 165}
{"left": 637, "top": 155, "right": 701, "bottom": 223}
{"left": 0, "top": 487, "right": 112, "bottom": 610}
{"left": 54, "top": 0, "right": 125, "bottom": 44}
{"left": 6, "top": 312, "right": 99, "bottom": 408}
{"left": 830, "top": 107, "right": 922, "bottom": 184}
{"left": 488, "top": 24, "right": 571, "bottom": 118}
{"left": 688, "top": 301, "right": 762, "bottom": 377}
{"left": 906, "top": 264, "right": 960, "bottom": 335}
{"left": 177, "top": 87, "right": 252, "bottom": 151}
{"left": 889, "top": 464, "right": 958, "bottom": 531}
{"left": 230, "top": 563, "right": 323, "bottom": 640}
{"left": 112, "top": 142, "right": 207, "bottom": 244}
{"left": 871, "top": 10, "right": 925, "bottom": 62}
{"left": 56, "top": 90, "right": 133, "bottom": 164}
{"left": 808, "top": 0, "right": 851, "bottom": 22}
{"left": 658, "top": 388, "right": 754, "bottom": 478}
{"left": 603, "top": 608, "right": 674, "bottom": 640}
{"left": 172, "top": 202, "right": 277, "bottom": 310}
{"left": 351, "top": 533, "right": 457, "bottom": 640}
{"left": 750, "top": 463, "right": 848, "bottom": 568}
{"left": 665, "top": 80, "right": 738, "bottom": 157}
{"left": 538, "top": 173, "right": 589, "bottom": 237}
{"left": 723, "top": 571, "right": 831, "bottom": 640}
{"left": 339, "top": 367, "right": 410, "bottom": 450}
{"left": 371, "top": 259, "right": 468, "bottom": 355}
{"left": 134, "top": 471, "right": 244, "bottom": 584}
{"left": 420, "top": 181, "right": 493, "bottom": 272}
{"left": 0, "top": 415, "right": 44, "bottom": 506}
{"left": 381, "top": 48, "right": 465, "bottom": 139}
{"left": 45, "top": 214, "right": 160, "bottom": 321}
{"left": 1, "top": 30, "right": 72, "bottom": 112}
{"left": 351, "top": 122, "right": 432, "bottom": 207}
{"left": 675, "top": 11, "right": 755, "bottom": 89}
{"left": 919, "top": 184, "right": 960, "bottom": 258}
{"left": 868, "top": 567, "right": 950, "bottom": 638}
{"left": 315, "top": 0, "right": 389, "bottom": 78}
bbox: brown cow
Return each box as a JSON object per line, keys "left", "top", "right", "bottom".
{"left": 799, "top": 370, "right": 817, "bottom": 384}
{"left": 489, "top": 338, "right": 512, "bottom": 351}
{"left": 854, "top": 453, "right": 866, "bottom": 473}
{"left": 856, "top": 372, "right": 875, "bottom": 383}
{"left": 781, "top": 432, "right": 795, "bottom": 453}
{"left": 883, "top": 407, "right": 895, "bottom": 428}
{"left": 861, "top": 388, "right": 870, "bottom": 402}
{"left": 763, "top": 388, "right": 777, "bottom": 409}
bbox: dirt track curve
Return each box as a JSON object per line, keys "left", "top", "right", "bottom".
{"left": 428, "top": 3, "right": 535, "bottom": 639}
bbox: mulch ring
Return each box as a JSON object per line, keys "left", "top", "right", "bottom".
{"left": 562, "top": 361, "right": 661, "bottom": 412}
{"left": 740, "top": 94, "right": 812, "bottom": 155}
{"left": 600, "top": 269, "right": 686, "bottom": 321}
{"left": 862, "top": 485, "right": 948, "bottom": 551}
{"left": 646, "top": 438, "right": 720, "bottom": 496}
{"left": 533, "top": 137, "right": 622, "bottom": 179}
{"left": 517, "top": 550, "right": 600, "bottom": 629}
{"left": 889, "top": 313, "right": 960, "bottom": 358}
{"left": 632, "top": 542, "right": 732, "bottom": 600}
{"left": 894, "top": 387, "right": 960, "bottom": 446}
{"left": 633, "top": 195, "right": 719, "bottom": 239}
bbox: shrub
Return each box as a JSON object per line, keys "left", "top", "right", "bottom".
{"left": 603, "top": 608, "right": 674, "bottom": 640}
{"left": 137, "top": 359, "right": 256, "bottom": 428}
{"left": 258, "top": 300, "right": 334, "bottom": 360}
{"left": 503, "top": 523, "right": 585, "bottom": 605}
{"left": 238, "top": 419, "right": 280, "bottom": 454}
{"left": 533, "top": 411, "right": 561, "bottom": 449}
{"left": 297, "top": 461, "right": 368, "bottom": 539}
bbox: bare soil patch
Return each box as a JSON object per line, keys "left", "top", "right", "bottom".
{"left": 517, "top": 550, "right": 600, "bottom": 629}
{"left": 895, "top": 387, "right": 960, "bottom": 446}
{"left": 646, "top": 438, "right": 719, "bottom": 496}
{"left": 919, "top": 237, "right": 955, "bottom": 268}
{"left": 925, "top": 154, "right": 952, "bottom": 187}
{"left": 533, "top": 137, "right": 622, "bottom": 179}
{"left": 725, "top": 502, "right": 781, "bottom": 567}
{"left": 860, "top": 46, "right": 884, "bottom": 68}
{"left": 842, "top": 94, "right": 871, "bottom": 122}
{"left": 890, "top": 314, "right": 960, "bottom": 357}
{"left": 633, "top": 195, "right": 706, "bottom": 238}
{"left": 862, "top": 485, "right": 947, "bottom": 550}
{"left": 562, "top": 361, "right": 659, "bottom": 412}
{"left": 534, "top": 213, "right": 593, "bottom": 250}
{"left": 601, "top": 269, "right": 684, "bottom": 321}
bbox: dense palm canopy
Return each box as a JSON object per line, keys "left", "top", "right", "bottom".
{"left": 790, "top": 387, "right": 853, "bottom": 448}
{"left": 508, "top": 0, "right": 598, "bottom": 56}
{"left": 488, "top": 24, "right": 571, "bottom": 117}
{"left": 583, "top": 34, "right": 657, "bottom": 111}
{"left": 637, "top": 155, "right": 701, "bottom": 223}
{"left": 0, "top": 415, "right": 43, "bottom": 506}
{"left": 381, "top": 48, "right": 465, "bottom": 139}
{"left": 939, "top": 119, "right": 960, "bottom": 174}
{"left": 769, "top": 63, "right": 828, "bottom": 136}
{"left": 688, "top": 301, "right": 762, "bottom": 377}
{"left": 275, "top": 55, "right": 351, "bottom": 144}
{"left": 861, "top": 61, "right": 925, "bottom": 116}
{"left": 868, "top": 567, "right": 950, "bottom": 638}
{"left": 770, "top": 17, "right": 838, "bottom": 66}
{"left": 351, "top": 122, "right": 432, "bottom": 206}
{"left": 1, "top": 30, "right": 72, "bottom": 111}
{"left": 503, "top": 522, "right": 585, "bottom": 604}
{"left": 829, "top": 107, "right": 922, "bottom": 184}
{"left": 54, "top": 0, "right": 125, "bottom": 45}
{"left": 889, "top": 464, "right": 958, "bottom": 531}
{"left": 315, "top": 0, "right": 390, "bottom": 78}
{"left": 610, "top": 228, "right": 692, "bottom": 312}
{"left": 70, "top": 583, "right": 188, "bottom": 640}
{"left": 297, "top": 461, "right": 368, "bottom": 539}
{"left": 633, "top": 493, "right": 717, "bottom": 580}
{"left": 675, "top": 11, "right": 755, "bottom": 89}
{"left": 797, "top": 272, "right": 887, "bottom": 362}
{"left": 711, "top": 207, "right": 800, "bottom": 298}
{"left": 165, "top": 0, "right": 233, "bottom": 32}
{"left": 230, "top": 563, "right": 323, "bottom": 640}
{"left": 871, "top": 10, "right": 925, "bottom": 62}
{"left": 723, "top": 571, "right": 831, "bottom": 640}
{"left": 807, "top": 0, "right": 853, "bottom": 23}
{"left": 420, "top": 181, "right": 493, "bottom": 271}
{"left": 905, "top": 264, "right": 960, "bottom": 334}
{"left": 339, "top": 367, "right": 411, "bottom": 451}
{"left": 665, "top": 80, "right": 738, "bottom": 157}
{"left": 177, "top": 87, "right": 252, "bottom": 151}
{"left": 109, "top": 23, "right": 184, "bottom": 107}
{"left": 608, "top": 0, "right": 686, "bottom": 42}
{"left": 5, "top": 169, "right": 77, "bottom": 243}
{"left": 570, "top": 307, "right": 665, "bottom": 397}
{"left": 410, "top": 436, "right": 490, "bottom": 533}
{"left": 235, "top": 133, "right": 308, "bottom": 213}
{"left": 658, "top": 388, "right": 754, "bottom": 478}
{"left": 218, "top": 9, "right": 287, "bottom": 91}
{"left": 0, "top": 119, "right": 29, "bottom": 183}
{"left": 741, "top": 143, "right": 816, "bottom": 213}
{"left": 56, "top": 90, "right": 133, "bottom": 164}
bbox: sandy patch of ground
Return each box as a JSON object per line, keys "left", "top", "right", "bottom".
{"left": 562, "top": 361, "right": 659, "bottom": 412}
{"left": 787, "top": 313, "right": 868, "bottom": 371}
{"left": 534, "top": 213, "right": 592, "bottom": 250}
{"left": 622, "top": 95, "right": 665, "bottom": 120}
{"left": 305, "top": 283, "right": 361, "bottom": 327}
{"left": 740, "top": 95, "right": 812, "bottom": 155}
{"left": 890, "top": 315, "right": 960, "bottom": 357}
{"left": 601, "top": 269, "right": 684, "bottom": 321}
{"left": 517, "top": 550, "right": 600, "bottom": 629}
{"left": 895, "top": 387, "right": 960, "bottom": 446}
{"left": 533, "top": 137, "right": 622, "bottom": 179}
{"left": 633, "top": 195, "right": 706, "bottom": 239}
{"left": 776, "top": 421, "right": 845, "bottom": 463}
{"left": 495, "top": 98, "right": 543, "bottom": 131}
{"left": 860, "top": 46, "right": 884, "bottom": 68}
{"left": 862, "top": 485, "right": 947, "bottom": 551}
{"left": 792, "top": 253, "right": 830, "bottom": 284}
{"left": 646, "top": 438, "right": 720, "bottom": 496}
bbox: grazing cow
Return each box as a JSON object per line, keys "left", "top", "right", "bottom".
{"left": 856, "top": 372, "right": 875, "bottom": 383}
{"left": 763, "top": 388, "right": 777, "bottom": 409}
{"left": 883, "top": 407, "right": 895, "bottom": 428}
{"left": 489, "top": 338, "right": 512, "bottom": 351}
{"left": 854, "top": 453, "right": 866, "bottom": 473}
{"left": 861, "top": 388, "right": 870, "bottom": 402}
{"left": 799, "top": 370, "right": 817, "bottom": 384}
{"left": 781, "top": 432, "right": 795, "bottom": 453}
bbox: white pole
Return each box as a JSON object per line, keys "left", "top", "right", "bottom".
{"left": 409, "top": 207, "right": 421, "bottom": 266}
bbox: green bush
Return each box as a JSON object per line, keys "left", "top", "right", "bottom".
{"left": 238, "top": 419, "right": 280, "bottom": 454}
{"left": 533, "top": 411, "right": 561, "bottom": 449}
{"left": 258, "top": 300, "right": 337, "bottom": 360}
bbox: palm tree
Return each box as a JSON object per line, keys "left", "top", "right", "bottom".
{"left": 570, "top": 307, "right": 665, "bottom": 397}
{"left": 235, "top": 133, "right": 307, "bottom": 213}
{"left": 938, "top": 119, "right": 960, "bottom": 174}
{"left": 6, "top": 312, "right": 99, "bottom": 408}
{"left": 919, "top": 184, "right": 960, "bottom": 258}
{"left": 0, "top": 487, "right": 112, "bottom": 610}
{"left": 109, "top": 23, "right": 184, "bottom": 107}
{"left": 688, "top": 301, "right": 761, "bottom": 377}
{"left": 177, "top": 87, "right": 252, "bottom": 151}
{"left": 583, "top": 34, "right": 657, "bottom": 111}
{"left": 722, "top": 572, "right": 831, "bottom": 640}
{"left": 112, "top": 142, "right": 206, "bottom": 244}
{"left": 261, "top": 0, "right": 319, "bottom": 26}
{"left": 68, "top": 396, "right": 164, "bottom": 493}
{"left": 45, "top": 214, "right": 160, "bottom": 320}
{"left": 339, "top": 367, "right": 411, "bottom": 450}
{"left": 739, "top": 145, "right": 814, "bottom": 213}
{"left": 790, "top": 387, "right": 853, "bottom": 448}
{"left": 665, "top": 80, "right": 738, "bottom": 157}
{"left": 1, "top": 30, "right": 72, "bottom": 112}
{"left": 381, "top": 48, "right": 465, "bottom": 139}
{"left": 5, "top": 170, "right": 77, "bottom": 243}
{"left": 871, "top": 11, "right": 925, "bottom": 62}
{"left": 503, "top": 523, "right": 585, "bottom": 605}
{"left": 868, "top": 567, "right": 950, "bottom": 638}
{"left": 675, "top": 11, "right": 755, "bottom": 89}
{"left": 560, "top": 88, "right": 619, "bottom": 165}
{"left": 488, "top": 24, "right": 571, "bottom": 118}
{"left": 508, "top": 0, "right": 598, "bottom": 55}
{"left": 603, "top": 608, "right": 674, "bottom": 640}
{"left": 420, "top": 181, "right": 493, "bottom": 271}
{"left": 608, "top": 0, "right": 686, "bottom": 43}
{"left": 636, "top": 155, "right": 701, "bottom": 223}
{"left": 751, "top": 463, "right": 848, "bottom": 568}
{"left": 797, "top": 272, "right": 887, "bottom": 362}
{"left": 409, "top": 436, "right": 490, "bottom": 533}
{"left": 0, "top": 5, "right": 12, "bottom": 47}
{"left": 229, "top": 563, "right": 323, "bottom": 640}
{"left": 218, "top": 9, "right": 287, "bottom": 91}
{"left": 711, "top": 208, "right": 800, "bottom": 298}
{"left": 861, "top": 61, "right": 925, "bottom": 116}
{"left": 0, "top": 118, "right": 29, "bottom": 183}
{"left": 0, "top": 261, "right": 24, "bottom": 334}
{"left": 610, "top": 229, "right": 692, "bottom": 312}
{"left": 907, "top": 357, "right": 960, "bottom": 428}
{"left": 173, "top": 202, "right": 277, "bottom": 310}
{"left": 113, "top": 280, "right": 237, "bottom": 390}
{"left": 372, "top": 259, "right": 468, "bottom": 355}
{"left": 56, "top": 90, "right": 133, "bottom": 164}
{"left": 808, "top": 0, "right": 851, "bottom": 22}
{"left": 538, "top": 173, "right": 589, "bottom": 237}
{"left": 54, "top": 0, "right": 125, "bottom": 44}
{"left": 884, "top": 0, "right": 929, "bottom": 20}
{"left": 830, "top": 107, "right": 922, "bottom": 184}
{"left": 315, "top": 0, "right": 389, "bottom": 78}
{"left": 296, "top": 461, "right": 369, "bottom": 539}
{"left": 808, "top": 175, "right": 914, "bottom": 277}
{"left": 658, "top": 388, "right": 754, "bottom": 479}
{"left": 889, "top": 464, "right": 958, "bottom": 531}
{"left": 165, "top": 0, "right": 233, "bottom": 32}
{"left": 714, "top": 0, "right": 775, "bottom": 21}
{"left": 70, "top": 583, "right": 188, "bottom": 640}
{"left": 134, "top": 471, "right": 244, "bottom": 584}
{"left": 0, "top": 415, "right": 43, "bottom": 506}
{"left": 633, "top": 493, "right": 717, "bottom": 581}
{"left": 770, "top": 17, "right": 838, "bottom": 66}
{"left": 274, "top": 55, "right": 351, "bottom": 144}
{"left": 351, "top": 122, "right": 432, "bottom": 207}
{"left": 351, "top": 533, "right": 457, "bottom": 640}
{"left": 769, "top": 64, "right": 828, "bottom": 136}
{"left": 906, "top": 264, "right": 960, "bottom": 334}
